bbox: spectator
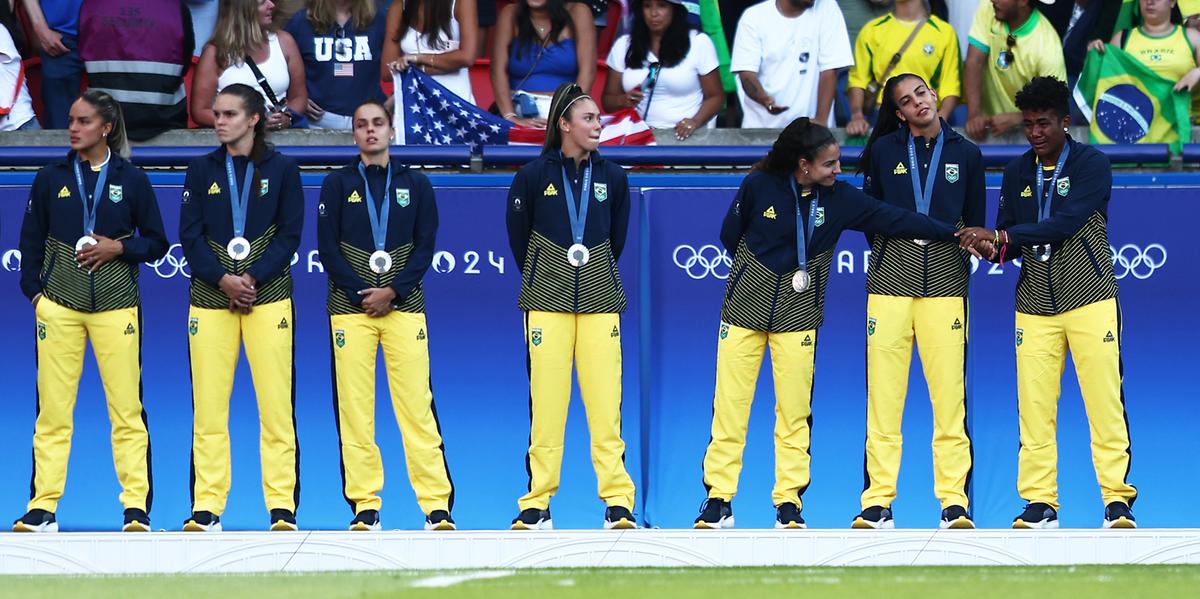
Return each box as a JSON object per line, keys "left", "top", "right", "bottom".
{"left": 729, "top": 0, "right": 853, "bottom": 128}
{"left": 21, "top": 0, "right": 83, "bottom": 128}
{"left": 601, "top": 0, "right": 722, "bottom": 139}
{"left": 287, "top": 0, "right": 389, "bottom": 130}
{"left": 491, "top": 0, "right": 595, "bottom": 127}
{"left": 0, "top": 20, "right": 37, "bottom": 130}
{"left": 847, "top": 0, "right": 962, "bottom": 136}
{"left": 382, "top": 0, "right": 479, "bottom": 104}
{"left": 1087, "top": 0, "right": 1200, "bottom": 90}
{"left": 477, "top": 0, "right": 496, "bottom": 56}
{"left": 964, "top": 0, "right": 1066, "bottom": 141}
{"left": 835, "top": 0, "right": 891, "bottom": 126}
{"left": 191, "top": 0, "right": 308, "bottom": 129}
{"left": 79, "top": 1, "right": 194, "bottom": 141}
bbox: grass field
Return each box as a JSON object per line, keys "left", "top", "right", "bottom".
{"left": 2, "top": 566, "right": 1198, "bottom": 598}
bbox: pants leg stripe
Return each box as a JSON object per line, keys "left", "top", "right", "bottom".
{"left": 795, "top": 331, "right": 817, "bottom": 503}
{"left": 329, "top": 318, "right": 355, "bottom": 512}
{"left": 1115, "top": 300, "right": 1137, "bottom": 505}
{"left": 960, "top": 296, "right": 974, "bottom": 508}
{"left": 28, "top": 318, "right": 40, "bottom": 504}
{"left": 427, "top": 375, "right": 456, "bottom": 511}
{"left": 523, "top": 312, "right": 535, "bottom": 495}
{"left": 136, "top": 306, "right": 154, "bottom": 513}
{"left": 186, "top": 320, "right": 197, "bottom": 510}
{"left": 288, "top": 302, "right": 301, "bottom": 511}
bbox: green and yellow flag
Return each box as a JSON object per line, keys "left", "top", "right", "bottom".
{"left": 1074, "top": 44, "right": 1191, "bottom": 154}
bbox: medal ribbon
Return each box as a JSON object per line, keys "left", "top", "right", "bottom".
{"left": 907, "top": 129, "right": 944, "bottom": 215}
{"left": 225, "top": 153, "right": 255, "bottom": 240}
{"left": 358, "top": 161, "right": 393, "bottom": 252}
{"left": 72, "top": 151, "right": 110, "bottom": 236}
{"left": 789, "top": 178, "right": 819, "bottom": 272}
{"left": 561, "top": 158, "right": 592, "bottom": 246}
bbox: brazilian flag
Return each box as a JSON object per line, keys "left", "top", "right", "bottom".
{"left": 1074, "top": 44, "right": 1191, "bottom": 154}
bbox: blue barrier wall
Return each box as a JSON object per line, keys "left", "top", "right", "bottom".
{"left": 0, "top": 172, "right": 1191, "bottom": 530}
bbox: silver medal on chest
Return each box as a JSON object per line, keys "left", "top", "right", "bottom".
{"left": 75, "top": 235, "right": 98, "bottom": 252}
{"left": 227, "top": 236, "right": 251, "bottom": 261}
{"left": 567, "top": 243, "right": 590, "bottom": 267}
{"left": 792, "top": 270, "right": 811, "bottom": 293}
{"left": 369, "top": 250, "right": 392, "bottom": 274}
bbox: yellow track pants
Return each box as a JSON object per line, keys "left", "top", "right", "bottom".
{"left": 187, "top": 299, "right": 298, "bottom": 515}
{"left": 519, "top": 311, "right": 635, "bottom": 511}
{"left": 29, "top": 297, "right": 151, "bottom": 513}
{"left": 330, "top": 311, "right": 454, "bottom": 516}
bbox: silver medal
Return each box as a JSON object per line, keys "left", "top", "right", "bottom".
{"left": 227, "top": 236, "right": 251, "bottom": 260}
{"left": 75, "top": 235, "right": 98, "bottom": 252}
{"left": 369, "top": 250, "right": 392, "bottom": 274}
{"left": 567, "top": 243, "right": 590, "bottom": 267}
{"left": 913, "top": 239, "right": 931, "bottom": 246}
{"left": 792, "top": 270, "right": 811, "bottom": 293}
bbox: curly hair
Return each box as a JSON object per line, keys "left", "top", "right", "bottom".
{"left": 1014, "top": 76, "right": 1070, "bottom": 119}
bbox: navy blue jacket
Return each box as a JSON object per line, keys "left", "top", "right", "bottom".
{"left": 317, "top": 157, "right": 437, "bottom": 313}
{"left": 20, "top": 151, "right": 168, "bottom": 311}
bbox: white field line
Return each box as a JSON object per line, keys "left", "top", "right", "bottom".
{"left": 410, "top": 570, "right": 516, "bottom": 588}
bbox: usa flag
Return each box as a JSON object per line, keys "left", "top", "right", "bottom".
{"left": 393, "top": 69, "right": 654, "bottom": 148}
{"left": 333, "top": 62, "right": 354, "bottom": 77}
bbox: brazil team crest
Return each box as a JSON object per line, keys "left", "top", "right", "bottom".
{"left": 719, "top": 322, "right": 729, "bottom": 340}
{"left": 945, "top": 163, "right": 959, "bottom": 183}
{"left": 109, "top": 184, "right": 123, "bottom": 203}
{"left": 594, "top": 183, "right": 608, "bottom": 202}
{"left": 397, "top": 188, "right": 411, "bottom": 207}
{"left": 259, "top": 179, "right": 269, "bottom": 197}
{"left": 814, "top": 206, "right": 826, "bottom": 227}
{"left": 188, "top": 317, "right": 199, "bottom": 336}
{"left": 531, "top": 328, "right": 543, "bottom": 346}
{"left": 335, "top": 329, "right": 346, "bottom": 348}
{"left": 867, "top": 317, "right": 877, "bottom": 336}
{"left": 1057, "top": 177, "right": 1070, "bottom": 196}
{"left": 1016, "top": 328, "right": 1024, "bottom": 347}
{"left": 37, "top": 322, "right": 46, "bottom": 340}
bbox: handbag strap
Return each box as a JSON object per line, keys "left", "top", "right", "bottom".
{"left": 243, "top": 53, "right": 282, "bottom": 109}
{"left": 0, "top": 62, "right": 24, "bottom": 116}
{"left": 512, "top": 39, "right": 548, "bottom": 94}
{"left": 878, "top": 18, "right": 927, "bottom": 88}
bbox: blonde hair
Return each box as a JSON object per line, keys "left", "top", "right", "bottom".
{"left": 211, "top": 0, "right": 271, "bottom": 69}
{"left": 306, "top": 0, "right": 378, "bottom": 33}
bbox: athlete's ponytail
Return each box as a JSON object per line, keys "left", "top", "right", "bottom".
{"left": 79, "top": 89, "right": 131, "bottom": 159}
{"left": 752, "top": 117, "right": 837, "bottom": 176}
{"left": 858, "top": 73, "right": 925, "bottom": 174}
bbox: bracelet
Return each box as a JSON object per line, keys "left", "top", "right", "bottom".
{"left": 503, "top": 112, "right": 518, "bottom": 120}
{"left": 993, "top": 230, "right": 1000, "bottom": 245}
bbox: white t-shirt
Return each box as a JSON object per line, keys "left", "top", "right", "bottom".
{"left": 730, "top": 0, "right": 854, "bottom": 128}
{"left": 605, "top": 31, "right": 719, "bottom": 129}
{"left": 0, "top": 24, "right": 36, "bottom": 131}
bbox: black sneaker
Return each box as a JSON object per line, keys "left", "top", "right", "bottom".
{"left": 852, "top": 505, "right": 894, "bottom": 529}
{"left": 122, "top": 508, "right": 150, "bottom": 532}
{"left": 511, "top": 508, "right": 552, "bottom": 530}
{"left": 693, "top": 498, "right": 733, "bottom": 529}
{"left": 1012, "top": 502, "right": 1058, "bottom": 529}
{"left": 12, "top": 509, "right": 57, "bottom": 533}
{"left": 425, "top": 510, "right": 457, "bottom": 531}
{"left": 604, "top": 506, "right": 637, "bottom": 530}
{"left": 775, "top": 503, "right": 806, "bottom": 529}
{"left": 1103, "top": 501, "right": 1136, "bottom": 529}
{"left": 350, "top": 509, "right": 381, "bottom": 532}
{"left": 182, "top": 510, "right": 221, "bottom": 532}
{"left": 940, "top": 505, "right": 974, "bottom": 529}
{"left": 270, "top": 508, "right": 298, "bottom": 531}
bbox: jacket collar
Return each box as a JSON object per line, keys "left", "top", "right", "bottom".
{"left": 544, "top": 148, "right": 605, "bottom": 167}
{"left": 61, "top": 148, "right": 127, "bottom": 175}
{"left": 1022, "top": 135, "right": 1077, "bottom": 171}
{"left": 207, "top": 142, "right": 277, "bottom": 165}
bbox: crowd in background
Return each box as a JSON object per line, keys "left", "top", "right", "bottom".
{"left": 1, "top": 0, "right": 1198, "bottom": 147}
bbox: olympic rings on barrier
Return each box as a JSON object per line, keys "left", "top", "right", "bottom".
{"left": 673, "top": 244, "right": 732, "bottom": 280}
{"left": 1111, "top": 243, "right": 1166, "bottom": 280}
{"left": 148, "top": 243, "right": 191, "bottom": 279}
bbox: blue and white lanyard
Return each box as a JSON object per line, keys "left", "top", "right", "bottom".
{"left": 561, "top": 160, "right": 592, "bottom": 245}
{"left": 72, "top": 154, "right": 109, "bottom": 235}
{"left": 358, "top": 162, "right": 393, "bottom": 251}
{"left": 907, "top": 130, "right": 944, "bottom": 215}
{"left": 1035, "top": 144, "right": 1070, "bottom": 222}
{"left": 789, "top": 178, "right": 819, "bottom": 271}
{"left": 224, "top": 153, "right": 255, "bottom": 239}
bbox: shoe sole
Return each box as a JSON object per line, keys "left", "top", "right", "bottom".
{"left": 122, "top": 522, "right": 151, "bottom": 533}
{"left": 604, "top": 518, "right": 637, "bottom": 530}
{"left": 425, "top": 521, "right": 457, "bottom": 531}
{"left": 1104, "top": 517, "right": 1137, "bottom": 529}
{"left": 183, "top": 522, "right": 222, "bottom": 532}
{"left": 1012, "top": 519, "right": 1058, "bottom": 529}
{"left": 511, "top": 520, "right": 552, "bottom": 530}
{"left": 12, "top": 522, "right": 58, "bottom": 533}
{"left": 940, "top": 517, "right": 975, "bottom": 530}
{"left": 271, "top": 521, "right": 299, "bottom": 532}
{"left": 350, "top": 522, "right": 382, "bottom": 532}
{"left": 774, "top": 521, "right": 806, "bottom": 529}
{"left": 851, "top": 517, "right": 894, "bottom": 530}
{"left": 693, "top": 516, "right": 734, "bottom": 529}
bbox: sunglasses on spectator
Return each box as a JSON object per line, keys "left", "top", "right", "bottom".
{"left": 1001, "top": 34, "right": 1016, "bottom": 65}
